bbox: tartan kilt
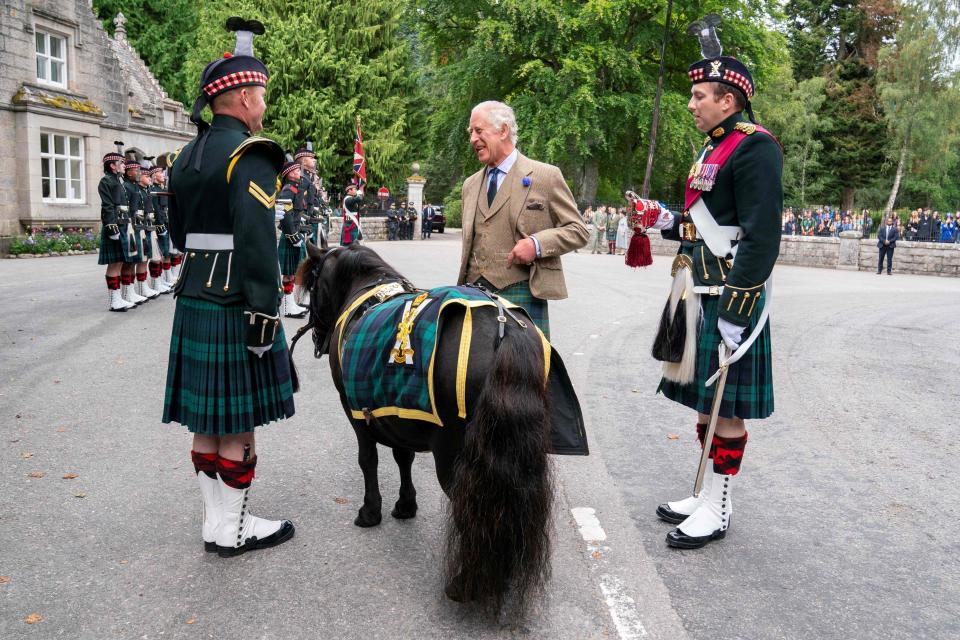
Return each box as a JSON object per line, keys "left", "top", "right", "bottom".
{"left": 98, "top": 227, "right": 125, "bottom": 265}
{"left": 162, "top": 297, "right": 295, "bottom": 435}
{"left": 277, "top": 237, "right": 306, "bottom": 276}
{"left": 477, "top": 277, "right": 550, "bottom": 340}
{"left": 157, "top": 233, "right": 171, "bottom": 259}
{"left": 659, "top": 291, "right": 774, "bottom": 420}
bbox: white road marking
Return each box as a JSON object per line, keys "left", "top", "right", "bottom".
{"left": 571, "top": 506, "right": 607, "bottom": 541}
{"left": 599, "top": 574, "right": 649, "bottom": 639}
{"left": 571, "top": 508, "right": 648, "bottom": 639}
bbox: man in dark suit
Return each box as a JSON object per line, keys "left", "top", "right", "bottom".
{"left": 877, "top": 216, "right": 898, "bottom": 275}
{"left": 421, "top": 202, "right": 435, "bottom": 239}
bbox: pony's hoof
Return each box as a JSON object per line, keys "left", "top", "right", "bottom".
{"left": 444, "top": 577, "right": 468, "bottom": 603}
{"left": 391, "top": 500, "right": 418, "bottom": 520}
{"left": 354, "top": 509, "right": 382, "bottom": 528}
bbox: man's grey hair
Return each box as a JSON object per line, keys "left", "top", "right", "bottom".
{"left": 472, "top": 101, "right": 518, "bottom": 145}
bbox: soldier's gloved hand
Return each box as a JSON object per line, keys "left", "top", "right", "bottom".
{"left": 247, "top": 345, "right": 271, "bottom": 358}
{"left": 107, "top": 224, "right": 120, "bottom": 240}
{"left": 718, "top": 317, "right": 745, "bottom": 351}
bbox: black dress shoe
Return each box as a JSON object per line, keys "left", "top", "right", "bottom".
{"left": 665, "top": 522, "right": 727, "bottom": 549}
{"left": 217, "top": 520, "right": 295, "bottom": 558}
{"left": 656, "top": 503, "right": 690, "bottom": 525}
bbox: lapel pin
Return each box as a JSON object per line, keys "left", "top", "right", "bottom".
{"left": 522, "top": 176, "right": 532, "bottom": 187}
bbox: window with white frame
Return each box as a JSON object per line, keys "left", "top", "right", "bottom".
{"left": 36, "top": 30, "right": 67, "bottom": 87}
{"left": 40, "top": 132, "right": 84, "bottom": 202}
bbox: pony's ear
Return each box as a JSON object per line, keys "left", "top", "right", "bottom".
{"left": 306, "top": 241, "right": 326, "bottom": 259}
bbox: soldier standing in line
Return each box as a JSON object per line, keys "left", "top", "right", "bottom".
{"left": 98, "top": 143, "right": 135, "bottom": 311}
{"left": 277, "top": 161, "right": 308, "bottom": 318}
{"left": 123, "top": 158, "right": 159, "bottom": 302}
{"left": 150, "top": 162, "right": 176, "bottom": 289}
{"left": 140, "top": 164, "right": 171, "bottom": 295}
{"left": 295, "top": 143, "right": 322, "bottom": 245}
{"left": 163, "top": 17, "right": 295, "bottom": 557}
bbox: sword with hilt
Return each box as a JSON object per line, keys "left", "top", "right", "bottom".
{"left": 693, "top": 343, "right": 729, "bottom": 497}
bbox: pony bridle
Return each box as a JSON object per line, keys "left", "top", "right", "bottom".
{"left": 290, "top": 247, "right": 342, "bottom": 359}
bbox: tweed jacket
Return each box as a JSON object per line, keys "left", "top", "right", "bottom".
{"left": 458, "top": 152, "right": 588, "bottom": 300}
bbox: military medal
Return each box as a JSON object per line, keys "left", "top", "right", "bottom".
{"left": 690, "top": 163, "right": 719, "bottom": 191}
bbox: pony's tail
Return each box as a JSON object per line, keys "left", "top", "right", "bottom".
{"left": 444, "top": 322, "right": 552, "bottom": 617}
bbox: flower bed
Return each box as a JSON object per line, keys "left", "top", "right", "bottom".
{"left": 8, "top": 227, "right": 100, "bottom": 256}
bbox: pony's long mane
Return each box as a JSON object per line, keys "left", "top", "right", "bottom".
{"left": 292, "top": 243, "right": 409, "bottom": 367}
{"left": 326, "top": 244, "right": 407, "bottom": 311}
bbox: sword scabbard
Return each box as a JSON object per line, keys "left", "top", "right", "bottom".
{"left": 693, "top": 345, "right": 730, "bottom": 496}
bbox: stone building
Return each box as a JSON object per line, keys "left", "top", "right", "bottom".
{"left": 0, "top": 1, "right": 193, "bottom": 238}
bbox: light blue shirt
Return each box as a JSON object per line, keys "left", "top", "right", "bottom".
{"left": 484, "top": 148, "right": 541, "bottom": 256}
{"left": 486, "top": 147, "right": 518, "bottom": 190}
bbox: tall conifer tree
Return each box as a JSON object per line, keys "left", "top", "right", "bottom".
{"left": 182, "top": 1, "right": 420, "bottom": 190}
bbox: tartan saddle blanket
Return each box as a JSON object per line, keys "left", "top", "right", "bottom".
{"left": 339, "top": 285, "right": 537, "bottom": 426}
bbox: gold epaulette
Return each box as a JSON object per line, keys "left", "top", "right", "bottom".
{"left": 735, "top": 122, "right": 757, "bottom": 135}
{"left": 227, "top": 137, "right": 284, "bottom": 183}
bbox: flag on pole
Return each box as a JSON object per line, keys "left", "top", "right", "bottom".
{"left": 353, "top": 115, "right": 366, "bottom": 188}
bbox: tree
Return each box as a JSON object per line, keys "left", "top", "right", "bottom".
{"left": 414, "top": 0, "right": 787, "bottom": 205}
{"left": 754, "top": 70, "right": 831, "bottom": 206}
{"left": 877, "top": 3, "right": 960, "bottom": 215}
{"left": 784, "top": 0, "right": 898, "bottom": 209}
{"left": 92, "top": 0, "right": 199, "bottom": 105}
{"left": 182, "top": 1, "right": 422, "bottom": 190}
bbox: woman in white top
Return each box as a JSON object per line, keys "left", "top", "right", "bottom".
{"left": 615, "top": 208, "right": 630, "bottom": 255}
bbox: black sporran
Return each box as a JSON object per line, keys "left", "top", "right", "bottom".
{"left": 651, "top": 297, "right": 686, "bottom": 363}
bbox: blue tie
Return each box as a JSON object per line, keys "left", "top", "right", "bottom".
{"left": 487, "top": 168, "right": 499, "bottom": 207}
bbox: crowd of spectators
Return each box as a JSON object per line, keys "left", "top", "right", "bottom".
{"left": 781, "top": 207, "right": 959, "bottom": 243}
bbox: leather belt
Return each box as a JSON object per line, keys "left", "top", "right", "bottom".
{"left": 692, "top": 285, "right": 724, "bottom": 296}
{"left": 185, "top": 233, "right": 233, "bottom": 250}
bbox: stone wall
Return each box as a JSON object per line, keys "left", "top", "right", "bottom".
{"left": 857, "top": 239, "right": 960, "bottom": 276}
{"left": 646, "top": 231, "right": 960, "bottom": 277}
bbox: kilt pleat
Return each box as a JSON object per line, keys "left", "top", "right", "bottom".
{"left": 278, "top": 238, "right": 306, "bottom": 276}
{"left": 163, "top": 297, "right": 295, "bottom": 435}
{"left": 477, "top": 278, "right": 550, "bottom": 340}
{"left": 659, "top": 291, "right": 774, "bottom": 420}
{"left": 98, "top": 228, "right": 125, "bottom": 265}
{"left": 157, "top": 233, "right": 171, "bottom": 259}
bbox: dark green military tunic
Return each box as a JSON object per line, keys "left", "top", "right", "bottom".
{"left": 298, "top": 170, "right": 321, "bottom": 241}
{"left": 659, "top": 111, "right": 782, "bottom": 420}
{"left": 122, "top": 178, "right": 145, "bottom": 263}
{"left": 97, "top": 172, "right": 128, "bottom": 265}
{"left": 162, "top": 114, "right": 294, "bottom": 435}
{"left": 150, "top": 185, "right": 171, "bottom": 258}
{"left": 277, "top": 179, "right": 306, "bottom": 276}
{"left": 138, "top": 183, "right": 158, "bottom": 261}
